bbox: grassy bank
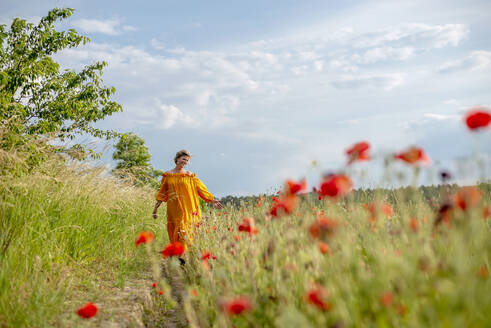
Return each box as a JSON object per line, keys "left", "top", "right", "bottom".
{"left": 0, "top": 153, "right": 166, "bottom": 327}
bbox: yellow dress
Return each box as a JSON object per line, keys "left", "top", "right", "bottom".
{"left": 156, "top": 172, "right": 214, "bottom": 245}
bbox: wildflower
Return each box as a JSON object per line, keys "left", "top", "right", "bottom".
{"left": 364, "top": 202, "right": 393, "bottom": 222}
{"left": 309, "top": 215, "right": 339, "bottom": 240}
{"left": 158, "top": 290, "right": 164, "bottom": 295}
{"left": 453, "top": 186, "right": 483, "bottom": 211}
{"left": 484, "top": 206, "right": 490, "bottom": 219}
{"left": 201, "top": 251, "right": 213, "bottom": 261}
{"left": 255, "top": 196, "right": 265, "bottom": 207}
{"left": 395, "top": 303, "right": 408, "bottom": 316}
{"left": 317, "top": 174, "right": 353, "bottom": 199}
{"left": 220, "top": 296, "right": 252, "bottom": 316}
{"left": 161, "top": 242, "right": 185, "bottom": 258}
{"left": 76, "top": 302, "right": 98, "bottom": 319}
{"left": 318, "top": 242, "right": 332, "bottom": 255}
{"left": 434, "top": 202, "right": 454, "bottom": 227}
{"left": 394, "top": 146, "right": 430, "bottom": 165}
{"left": 306, "top": 285, "right": 331, "bottom": 311}
{"left": 286, "top": 179, "right": 307, "bottom": 195}
{"left": 269, "top": 194, "right": 298, "bottom": 217}
{"left": 409, "top": 218, "right": 419, "bottom": 232}
{"left": 479, "top": 265, "right": 488, "bottom": 279}
{"left": 238, "top": 217, "right": 258, "bottom": 235}
{"left": 465, "top": 108, "right": 491, "bottom": 130}
{"left": 380, "top": 291, "right": 393, "bottom": 307}
{"left": 135, "top": 231, "right": 154, "bottom": 246}
{"left": 346, "top": 141, "right": 370, "bottom": 165}
{"left": 191, "top": 289, "right": 198, "bottom": 296}
{"left": 151, "top": 282, "right": 157, "bottom": 288}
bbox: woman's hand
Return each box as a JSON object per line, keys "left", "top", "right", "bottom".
{"left": 212, "top": 199, "right": 223, "bottom": 209}
{"left": 153, "top": 200, "right": 163, "bottom": 219}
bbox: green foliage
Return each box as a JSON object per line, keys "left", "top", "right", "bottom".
{"left": 112, "top": 132, "right": 162, "bottom": 188}
{"left": 0, "top": 8, "right": 122, "bottom": 151}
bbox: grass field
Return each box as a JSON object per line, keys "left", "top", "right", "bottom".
{"left": 0, "top": 151, "right": 167, "bottom": 327}
{"left": 1, "top": 145, "right": 490, "bottom": 327}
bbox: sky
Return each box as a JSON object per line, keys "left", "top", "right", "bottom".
{"left": 2, "top": 0, "right": 491, "bottom": 197}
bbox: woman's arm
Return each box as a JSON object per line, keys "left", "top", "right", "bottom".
{"left": 152, "top": 200, "right": 163, "bottom": 219}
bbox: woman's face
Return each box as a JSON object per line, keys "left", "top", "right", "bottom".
{"left": 176, "top": 155, "right": 190, "bottom": 168}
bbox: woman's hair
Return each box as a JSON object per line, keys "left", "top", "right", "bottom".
{"left": 174, "top": 149, "right": 191, "bottom": 164}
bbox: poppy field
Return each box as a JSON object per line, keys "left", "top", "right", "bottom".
{"left": 0, "top": 109, "right": 490, "bottom": 327}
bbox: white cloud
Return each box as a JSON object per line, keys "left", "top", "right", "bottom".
{"left": 438, "top": 51, "right": 491, "bottom": 73}
{"left": 156, "top": 104, "right": 196, "bottom": 129}
{"left": 72, "top": 18, "right": 137, "bottom": 35}
{"left": 331, "top": 73, "right": 405, "bottom": 90}
{"left": 352, "top": 23, "right": 469, "bottom": 49}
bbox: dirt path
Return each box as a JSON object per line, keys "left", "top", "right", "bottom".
{"left": 143, "top": 262, "right": 189, "bottom": 328}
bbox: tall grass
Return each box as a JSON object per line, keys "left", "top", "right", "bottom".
{"left": 0, "top": 151, "right": 166, "bottom": 327}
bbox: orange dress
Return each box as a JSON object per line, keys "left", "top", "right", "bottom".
{"left": 156, "top": 172, "right": 214, "bottom": 245}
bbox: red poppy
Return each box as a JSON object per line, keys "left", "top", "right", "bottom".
{"left": 306, "top": 285, "right": 331, "bottom": 311}
{"left": 317, "top": 174, "right": 353, "bottom": 199}
{"left": 158, "top": 290, "right": 164, "bottom": 295}
{"left": 201, "top": 251, "right": 212, "bottom": 261}
{"left": 286, "top": 179, "right": 307, "bottom": 195}
{"left": 309, "top": 215, "right": 339, "bottom": 239}
{"left": 465, "top": 108, "right": 491, "bottom": 130}
{"left": 409, "top": 218, "right": 419, "bottom": 232}
{"left": 76, "top": 302, "right": 98, "bottom": 319}
{"left": 135, "top": 231, "right": 154, "bottom": 247}
{"left": 220, "top": 296, "right": 252, "bottom": 316}
{"left": 380, "top": 291, "right": 393, "bottom": 307}
{"left": 318, "top": 242, "right": 332, "bottom": 255}
{"left": 434, "top": 203, "right": 454, "bottom": 227}
{"left": 161, "top": 242, "right": 185, "bottom": 258}
{"left": 346, "top": 141, "right": 370, "bottom": 165}
{"left": 453, "top": 186, "right": 483, "bottom": 211}
{"left": 151, "top": 282, "right": 157, "bottom": 288}
{"left": 479, "top": 265, "right": 488, "bottom": 279}
{"left": 364, "top": 202, "right": 393, "bottom": 222}
{"left": 269, "top": 194, "right": 298, "bottom": 217}
{"left": 394, "top": 146, "right": 430, "bottom": 165}
{"left": 238, "top": 217, "right": 258, "bottom": 235}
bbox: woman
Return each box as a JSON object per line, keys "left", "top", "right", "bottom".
{"left": 152, "top": 150, "right": 222, "bottom": 247}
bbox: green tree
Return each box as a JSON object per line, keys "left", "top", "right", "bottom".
{"left": 112, "top": 133, "right": 162, "bottom": 188}
{"left": 0, "top": 8, "right": 122, "bottom": 150}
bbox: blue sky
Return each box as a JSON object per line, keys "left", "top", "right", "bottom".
{"left": 2, "top": 0, "right": 491, "bottom": 197}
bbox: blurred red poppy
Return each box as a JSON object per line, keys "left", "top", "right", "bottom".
{"left": 151, "top": 282, "right": 157, "bottom": 288}
{"left": 135, "top": 231, "right": 154, "bottom": 247}
{"left": 465, "top": 108, "right": 491, "bottom": 130}
{"left": 286, "top": 179, "right": 307, "bottom": 195}
{"left": 238, "top": 217, "right": 258, "bottom": 235}
{"left": 364, "top": 202, "right": 393, "bottom": 222}
{"left": 77, "top": 302, "right": 98, "bottom": 319}
{"left": 318, "top": 242, "right": 332, "bottom": 255}
{"left": 309, "top": 215, "right": 339, "bottom": 239}
{"left": 317, "top": 174, "right": 353, "bottom": 199}
{"left": 269, "top": 194, "right": 298, "bottom": 217}
{"left": 220, "top": 296, "right": 252, "bottom": 315}
{"left": 161, "top": 242, "right": 185, "bottom": 258}
{"left": 409, "top": 218, "right": 419, "bottom": 232}
{"left": 346, "top": 141, "right": 370, "bottom": 165}
{"left": 453, "top": 187, "right": 483, "bottom": 211}
{"left": 306, "top": 285, "right": 331, "bottom": 311}
{"left": 394, "top": 146, "right": 430, "bottom": 165}
{"left": 380, "top": 291, "right": 393, "bottom": 307}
